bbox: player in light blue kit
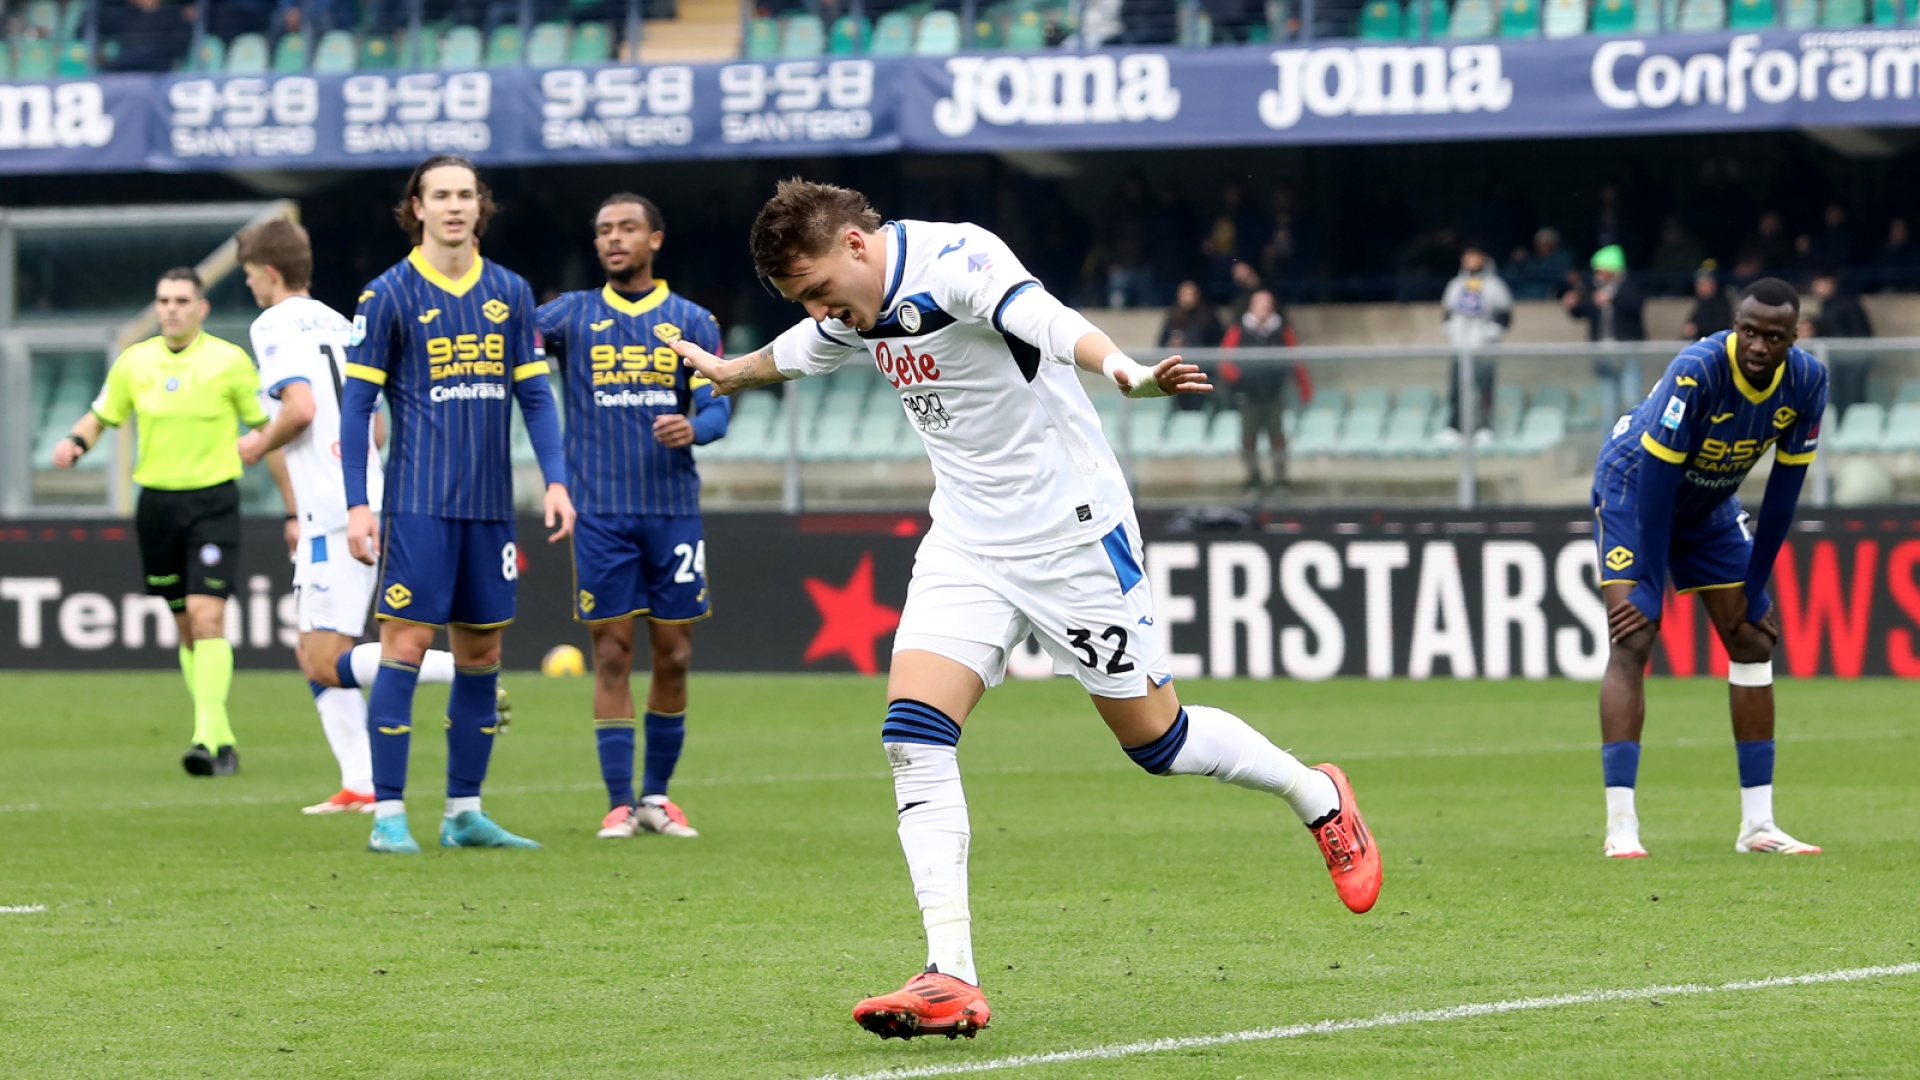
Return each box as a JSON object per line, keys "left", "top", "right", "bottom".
{"left": 536, "top": 193, "right": 730, "bottom": 840}
{"left": 340, "top": 155, "right": 576, "bottom": 854}
{"left": 1591, "top": 278, "right": 1828, "bottom": 859}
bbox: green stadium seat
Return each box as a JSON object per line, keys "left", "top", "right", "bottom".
{"left": 439, "top": 25, "right": 483, "bottom": 69}
{"left": 1203, "top": 409, "right": 1241, "bottom": 457}
{"left": 972, "top": 14, "right": 1003, "bottom": 47}
{"left": 190, "top": 34, "right": 226, "bottom": 72}
{"left": 1379, "top": 404, "right": 1439, "bottom": 457}
{"left": 829, "top": 15, "right": 869, "bottom": 53}
{"left": 1163, "top": 411, "right": 1212, "bottom": 457}
{"left": 1820, "top": 0, "right": 1867, "bottom": 22}
{"left": 226, "top": 32, "right": 270, "bottom": 73}
{"left": 1500, "top": 0, "right": 1542, "bottom": 33}
{"left": 1403, "top": 0, "right": 1452, "bottom": 34}
{"left": 485, "top": 24, "right": 523, "bottom": 66}
{"left": 914, "top": 10, "right": 962, "bottom": 53}
{"left": 567, "top": 22, "right": 612, "bottom": 63}
{"left": 745, "top": 17, "right": 781, "bottom": 58}
{"left": 1872, "top": 0, "right": 1917, "bottom": 21}
{"left": 1676, "top": 0, "right": 1726, "bottom": 30}
{"left": 1350, "top": 387, "right": 1391, "bottom": 413}
{"left": 1569, "top": 382, "right": 1606, "bottom": 431}
{"left": 525, "top": 22, "right": 568, "bottom": 66}
{"left": 1499, "top": 405, "right": 1567, "bottom": 455}
{"left": 55, "top": 38, "right": 90, "bottom": 76}
{"left": 1590, "top": 0, "right": 1636, "bottom": 28}
{"left": 783, "top": 13, "right": 826, "bottom": 56}
{"left": 314, "top": 29, "right": 357, "bottom": 72}
{"left": 58, "top": 0, "right": 84, "bottom": 42}
{"left": 1829, "top": 403, "right": 1884, "bottom": 451}
{"left": 1337, "top": 405, "right": 1388, "bottom": 455}
{"left": 1490, "top": 384, "right": 1524, "bottom": 442}
{"left": 1544, "top": 0, "right": 1588, "bottom": 32}
{"left": 1632, "top": 0, "right": 1666, "bottom": 27}
{"left": 358, "top": 32, "right": 396, "bottom": 70}
{"left": 23, "top": 0, "right": 62, "bottom": 38}
{"left": 870, "top": 11, "right": 916, "bottom": 55}
{"left": 272, "top": 32, "right": 307, "bottom": 72}
{"left": 1881, "top": 403, "right": 1920, "bottom": 451}
{"left": 1292, "top": 406, "right": 1342, "bottom": 456}
{"left": 1449, "top": 0, "right": 1498, "bottom": 35}
{"left": 1782, "top": 0, "right": 1819, "bottom": 24}
{"left": 0, "top": 44, "right": 13, "bottom": 81}
{"left": 1359, "top": 0, "right": 1405, "bottom": 37}
{"left": 1727, "top": 0, "right": 1775, "bottom": 26}
{"left": 1005, "top": 9, "right": 1047, "bottom": 46}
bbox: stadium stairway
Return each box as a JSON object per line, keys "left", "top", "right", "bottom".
{"left": 634, "top": 0, "right": 741, "bottom": 62}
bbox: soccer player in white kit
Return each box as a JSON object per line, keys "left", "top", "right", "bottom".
{"left": 234, "top": 220, "right": 462, "bottom": 815}
{"left": 673, "top": 181, "right": 1384, "bottom": 1041}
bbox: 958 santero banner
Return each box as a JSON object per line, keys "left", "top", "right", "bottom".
{"left": 1, "top": 510, "right": 1916, "bottom": 678}
{"left": 5, "top": 29, "right": 1920, "bottom": 173}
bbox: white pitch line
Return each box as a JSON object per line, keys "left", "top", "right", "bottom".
{"left": 806, "top": 962, "right": 1920, "bottom": 1080}
{"left": 0, "top": 904, "right": 47, "bottom": 914}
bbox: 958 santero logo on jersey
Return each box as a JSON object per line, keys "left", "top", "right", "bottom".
{"left": 590, "top": 344, "right": 681, "bottom": 387}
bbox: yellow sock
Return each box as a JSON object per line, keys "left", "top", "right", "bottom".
{"left": 191, "top": 639, "right": 236, "bottom": 748}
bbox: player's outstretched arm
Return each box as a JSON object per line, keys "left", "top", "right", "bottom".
{"left": 671, "top": 340, "right": 787, "bottom": 396}
{"left": 1741, "top": 462, "right": 1809, "bottom": 626}
{"left": 987, "top": 275, "right": 1209, "bottom": 398}
{"left": 1073, "top": 332, "right": 1211, "bottom": 399}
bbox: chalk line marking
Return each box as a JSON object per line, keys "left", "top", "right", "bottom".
{"left": 806, "top": 962, "right": 1920, "bottom": 1080}
{"left": 0, "top": 904, "right": 48, "bottom": 914}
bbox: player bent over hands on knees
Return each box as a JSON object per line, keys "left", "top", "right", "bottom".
{"left": 673, "top": 179, "right": 1382, "bottom": 1041}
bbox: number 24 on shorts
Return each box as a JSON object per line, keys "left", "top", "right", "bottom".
{"left": 1067, "top": 625, "right": 1134, "bottom": 675}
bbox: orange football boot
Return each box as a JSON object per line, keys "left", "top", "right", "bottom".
{"left": 852, "top": 970, "right": 991, "bottom": 1040}
{"left": 1308, "top": 764, "right": 1381, "bottom": 914}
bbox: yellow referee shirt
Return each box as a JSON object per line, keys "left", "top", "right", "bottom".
{"left": 91, "top": 332, "right": 267, "bottom": 491}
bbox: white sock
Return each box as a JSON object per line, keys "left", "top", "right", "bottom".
{"left": 1741, "top": 784, "right": 1773, "bottom": 827}
{"left": 374, "top": 799, "right": 405, "bottom": 820}
{"left": 886, "top": 740, "right": 976, "bottom": 985}
{"left": 1167, "top": 705, "right": 1340, "bottom": 825}
{"left": 315, "top": 687, "right": 374, "bottom": 795}
{"left": 446, "top": 795, "right": 481, "bottom": 818}
{"left": 1605, "top": 786, "right": 1638, "bottom": 832}
{"left": 350, "top": 642, "right": 456, "bottom": 686}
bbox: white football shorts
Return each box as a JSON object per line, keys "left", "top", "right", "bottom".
{"left": 293, "top": 530, "right": 378, "bottom": 637}
{"left": 893, "top": 517, "right": 1172, "bottom": 699}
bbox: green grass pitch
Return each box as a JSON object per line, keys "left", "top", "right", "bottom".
{"left": 2, "top": 672, "right": 1917, "bottom": 1078}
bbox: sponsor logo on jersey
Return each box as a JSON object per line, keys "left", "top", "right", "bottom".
{"left": 1660, "top": 395, "right": 1686, "bottom": 430}
{"left": 578, "top": 589, "right": 596, "bottom": 614}
{"left": 1710, "top": 412, "right": 1736, "bottom": 423}
{"left": 590, "top": 318, "right": 615, "bottom": 332}
{"left": 1773, "top": 406, "right": 1798, "bottom": 429}
{"left": 1676, "top": 375, "right": 1698, "bottom": 387}
{"left": 594, "top": 388, "right": 678, "bottom": 409}
{"left": 198, "top": 543, "right": 223, "bottom": 566}
{"left": 653, "top": 322, "right": 682, "bottom": 343}
{"left": 418, "top": 309, "right": 441, "bottom": 324}
{"left": 966, "top": 252, "right": 992, "bottom": 273}
{"left": 429, "top": 382, "right": 508, "bottom": 402}
{"left": 383, "top": 583, "right": 412, "bottom": 609}
{"left": 937, "top": 237, "right": 966, "bottom": 258}
{"left": 1605, "top": 546, "right": 1634, "bottom": 572}
{"left": 483, "top": 298, "right": 511, "bottom": 324}
{"left": 350, "top": 314, "right": 367, "bottom": 345}
{"left": 897, "top": 302, "right": 922, "bottom": 334}
{"left": 359, "top": 289, "right": 377, "bottom": 302}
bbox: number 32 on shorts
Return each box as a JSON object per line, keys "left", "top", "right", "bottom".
{"left": 1067, "top": 625, "right": 1134, "bottom": 675}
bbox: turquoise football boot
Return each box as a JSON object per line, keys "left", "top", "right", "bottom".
{"left": 368, "top": 813, "right": 421, "bottom": 854}
{"left": 441, "top": 809, "right": 541, "bottom": 849}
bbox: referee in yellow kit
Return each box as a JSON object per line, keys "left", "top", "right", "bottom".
{"left": 54, "top": 267, "right": 268, "bottom": 777}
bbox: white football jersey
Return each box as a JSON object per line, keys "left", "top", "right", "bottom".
{"left": 773, "top": 220, "right": 1130, "bottom": 556}
{"left": 252, "top": 295, "right": 383, "bottom": 537}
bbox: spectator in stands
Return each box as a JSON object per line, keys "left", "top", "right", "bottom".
{"left": 211, "top": 0, "right": 277, "bottom": 41}
{"left": 1441, "top": 244, "right": 1512, "bottom": 438}
{"left": 1117, "top": 0, "right": 1179, "bottom": 42}
{"left": 1874, "top": 218, "right": 1920, "bottom": 290}
{"left": 1158, "top": 280, "right": 1223, "bottom": 352}
{"left": 1064, "top": 0, "right": 1122, "bottom": 46}
{"left": 1593, "top": 183, "right": 1628, "bottom": 253}
{"left": 102, "top": 0, "right": 195, "bottom": 72}
{"left": 1807, "top": 203, "right": 1856, "bottom": 272}
{"left": 1740, "top": 210, "right": 1793, "bottom": 275}
{"left": 1564, "top": 244, "right": 1647, "bottom": 422}
{"left": 1261, "top": 186, "right": 1315, "bottom": 293}
{"left": 1224, "top": 260, "right": 1264, "bottom": 323}
{"left": 1680, "top": 262, "right": 1733, "bottom": 340}
{"left": 1508, "top": 226, "right": 1573, "bottom": 300}
{"left": 1813, "top": 269, "right": 1874, "bottom": 410}
{"left": 1102, "top": 172, "right": 1155, "bottom": 308}
{"left": 1220, "top": 289, "right": 1299, "bottom": 498}
{"left": 1651, "top": 217, "right": 1707, "bottom": 284}
{"left": 1145, "top": 180, "right": 1198, "bottom": 297}
{"left": 1202, "top": 0, "right": 1259, "bottom": 40}
{"left": 1202, "top": 182, "right": 1270, "bottom": 287}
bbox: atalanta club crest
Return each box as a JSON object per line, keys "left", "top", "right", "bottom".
{"left": 897, "top": 301, "right": 922, "bottom": 335}
{"left": 165, "top": 377, "right": 180, "bottom": 392}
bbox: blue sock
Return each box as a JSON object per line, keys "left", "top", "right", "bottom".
{"left": 307, "top": 679, "right": 325, "bottom": 700}
{"left": 1601, "top": 741, "right": 1641, "bottom": 788}
{"left": 641, "top": 711, "right": 687, "bottom": 798}
{"left": 882, "top": 699, "right": 962, "bottom": 747}
{"left": 595, "top": 719, "right": 637, "bottom": 808}
{"left": 334, "top": 651, "right": 359, "bottom": 689}
{"left": 1735, "top": 739, "right": 1775, "bottom": 788}
{"left": 367, "top": 658, "right": 419, "bottom": 802}
{"left": 445, "top": 664, "right": 500, "bottom": 800}
{"left": 1122, "top": 707, "right": 1190, "bottom": 775}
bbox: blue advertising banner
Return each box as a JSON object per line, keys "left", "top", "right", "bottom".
{"left": 1, "top": 28, "right": 1917, "bottom": 174}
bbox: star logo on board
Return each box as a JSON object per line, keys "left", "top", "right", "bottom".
{"left": 1773, "top": 406, "right": 1798, "bottom": 429}
{"left": 384, "top": 583, "right": 413, "bottom": 609}
{"left": 590, "top": 319, "right": 615, "bottom": 332}
{"left": 1604, "top": 546, "right": 1634, "bottom": 572}
{"left": 483, "top": 299, "right": 511, "bottom": 324}
{"left": 802, "top": 553, "right": 900, "bottom": 676}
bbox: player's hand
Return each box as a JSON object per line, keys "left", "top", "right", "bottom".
{"left": 544, "top": 482, "right": 576, "bottom": 544}
{"left": 51, "top": 439, "right": 82, "bottom": 469}
{"left": 1607, "top": 597, "right": 1654, "bottom": 644}
{"left": 653, "top": 414, "right": 695, "bottom": 449}
{"left": 237, "top": 430, "right": 268, "bottom": 466}
{"left": 283, "top": 516, "right": 300, "bottom": 559}
{"left": 347, "top": 505, "right": 379, "bottom": 565}
{"left": 670, "top": 339, "right": 731, "bottom": 394}
{"left": 1117, "top": 356, "right": 1211, "bottom": 397}
{"left": 1753, "top": 606, "right": 1782, "bottom": 647}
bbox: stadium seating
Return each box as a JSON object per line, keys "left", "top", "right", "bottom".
{"left": 1005, "top": 10, "right": 1048, "bottom": 47}
{"left": 830, "top": 15, "right": 870, "bottom": 53}
{"left": 1830, "top": 403, "right": 1885, "bottom": 451}
{"left": 1404, "top": 0, "right": 1453, "bottom": 34}
{"left": 870, "top": 11, "right": 917, "bottom": 55}
{"left": 273, "top": 32, "right": 307, "bottom": 73}
{"left": 1872, "top": 0, "right": 1917, "bottom": 21}
{"left": 227, "top": 33, "right": 270, "bottom": 73}
{"left": 486, "top": 24, "right": 525, "bottom": 67}
{"left": 1544, "top": 0, "right": 1589, "bottom": 34}
{"left": 191, "top": 34, "right": 227, "bottom": 73}
{"left": 783, "top": 13, "right": 826, "bottom": 57}
{"left": 1633, "top": 0, "right": 1668, "bottom": 28}
{"left": 1449, "top": 0, "right": 1500, "bottom": 36}
{"left": 745, "top": 16, "right": 781, "bottom": 58}
{"left": 1727, "top": 0, "right": 1776, "bottom": 26}
{"left": 1821, "top": 0, "right": 1868, "bottom": 22}
{"left": 358, "top": 32, "right": 397, "bottom": 69}
{"left": 1500, "top": 0, "right": 1543, "bottom": 34}
{"left": 1360, "top": 0, "right": 1404, "bottom": 37}
{"left": 526, "top": 22, "right": 569, "bottom": 67}
{"left": 568, "top": 22, "right": 612, "bottom": 63}
{"left": 1883, "top": 403, "right": 1920, "bottom": 452}
{"left": 1590, "top": 0, "right": 1637, "bottom": 28}
{"left": 1782, "top": 0, "right": 1819, "bottom": 25}
{"left": 1676, "top": 0, "right": 1727, "bottom": 30}
{"left": 55, "top": 38, "right": 88, "bottom": 76}
{"left": 314, "top": 29, "right": 357, "bottom": 72}
{"left": 439, "top": 26, "right": 484, "bottom": 69}
{"left": 915, "top": 10, "right": 963, "bottom": 54}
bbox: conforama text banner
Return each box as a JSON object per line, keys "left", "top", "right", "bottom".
{"left": 4, "top": 28, "right": 1920, "bottom": 173}
{"left": 1, "top": 510, "right": 1915, "bottom": 678}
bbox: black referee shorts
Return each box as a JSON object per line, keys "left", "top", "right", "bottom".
{"left": 135, "top": 481, "right": 241, "bottom": 611}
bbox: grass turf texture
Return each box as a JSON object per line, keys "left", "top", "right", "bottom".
{"left": 2, "top": 673, "right": 1916, "bottom": 1079}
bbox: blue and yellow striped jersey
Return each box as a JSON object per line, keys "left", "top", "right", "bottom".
{"left": 345, "top": 249, "right": 549, "bottom": 521}
{"left": 535, "top": 282, "right": 728, "bottom": 517}
{"left": 1595, "top": 331, "right": 1828, "bottom": 522}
